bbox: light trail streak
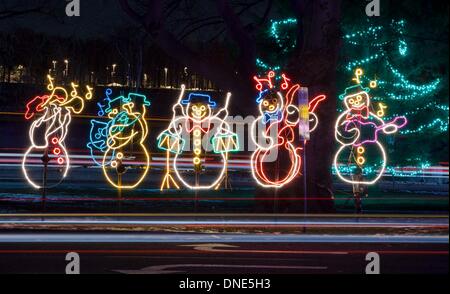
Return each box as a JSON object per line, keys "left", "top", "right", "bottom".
{"left": 0, "top": 220, "right": 447, "bottom": 229}
{"left": 0, "top": 213, "right": 447, "bottom": 218}
{"left": 1, "top": 153, "right": 448, "bottom": 177}
{"left": 0, "top": 233, "right": 447, "bottom": 244}
{"left": 0, "top": 196, "right": 448, "bottom": 202}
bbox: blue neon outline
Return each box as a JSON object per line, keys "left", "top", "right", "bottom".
{"left": 96, "top": 88, "right": 113, "bottom": 116}
{"left": 256, "top": 89, "right": 269, "bottom": 104}
{"left": 181, "top": 93, "right": 217, "bottom": 108}
{"left": 262, "top": 110, "right": 283, "bottom": 124}
{"left": 87, "top": 119, "right": 116, "bottom": 166}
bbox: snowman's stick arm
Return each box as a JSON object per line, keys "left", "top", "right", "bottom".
{"left": 213, "top": 92, "right": 232, "bottom": 121}
{"left": 175, "top": 84, "right": 186, "bottom": 105}
{"left": 161, "top": 85, "right": 186, "bottom": 138}
{"left": 171, "top": 84, "right": 186, "bottom": 118}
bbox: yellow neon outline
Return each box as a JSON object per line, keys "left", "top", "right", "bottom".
{"left": 376, "top": 103, "right": 387, "bottom": 117}
{"left": 352, "top": 68, "right": 364, "bottom": 84}
{"left": 102, "top": 100, "right": 150, "bottom": 190}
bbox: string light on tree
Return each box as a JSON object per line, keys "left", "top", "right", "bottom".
{"left": 342, "top": 18, "right": 447, "bottom": 168}
{"left": 333, "top": 162, "right": 434, "bottom": 178}
{"left": 270, "top": 18, "right": 297, "bottom": 51}
{"left": 256, "top": 18, "right": 298, "bottom": 74}
{"left": 343, "top": 20, "right": 442, "bottom": 102}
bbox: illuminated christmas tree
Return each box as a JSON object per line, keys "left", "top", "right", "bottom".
{"left": 341, "top": 19, "right": 448, "bottom": 168}
{"left": 256, "top": 18, "right": 298, "bottom": 75}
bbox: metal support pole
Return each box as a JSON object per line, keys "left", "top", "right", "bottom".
{"left": 41, "top": 149, "right": 49, "bottom": 213}
{"left": 303, "top": 140, "right": 307, "bottom": 215}
{"left": 195, "top": 171, "right": 199, "bottom": 213}
{"left": 116, "top": 172, "right": 122, "bottom": 213}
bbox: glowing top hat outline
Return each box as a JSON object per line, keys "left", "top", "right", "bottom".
{"left": 181, "top": 93, "right": 217, "bottom": 108}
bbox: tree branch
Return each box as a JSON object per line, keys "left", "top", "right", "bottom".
{"left": 118, "top": 0, "right": 144, "bottom": 24}
{"left": 178, "top": 20, "right": 224, "bottom": 41}
{"left": 257, "top": 0, "right": 273, "bottom": 27}
{"left": 176, "top": 15, "right": 223, "bottom": 40}
{"left": 163, "top": 0, "right": 182, "bottom": 19}
{"left": 215, "top": 0, "right": 256, "bottom": 79}
{"left": 176, "top": 2, "right": 265, "bottom": 41}
{"left": 143, "top": 0, "right": 163, "bottom": 30}
{"left": 216, "top": 0, "right": 254, "bottom": 48}
{"left": 118, "top": 0, "right": 241, "bottom": 92}
{"left": 0, "top": 6, "right": 58, "bottom": 21}
{"left": 290, "top": 0, "right": 309, "bottom": 54}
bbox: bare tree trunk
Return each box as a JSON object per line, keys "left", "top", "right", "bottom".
{"left": 255, "top": 0, "right": 342, "bottom": 213}
{"left": 294, "top": 0, "right": 342, "bottom": 212}
{"left": 135, "top": 35, "right": 145, "bottom": 92}
{"left": 118, "top": 0, "right": 256, "bottom": 98}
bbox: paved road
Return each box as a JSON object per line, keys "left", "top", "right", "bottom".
{"left": 0, "top": 233, "right": 447, "bottom": 274}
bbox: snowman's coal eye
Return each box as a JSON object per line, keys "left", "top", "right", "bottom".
{"left": 263, "top": 101, "right": 269, "bottom": 106}
{"left": 271, "top": 99, "right": 277, "bottom": 104}
{"left": 349, "top": 99, "right": 355, "bottom": 104}
{"left": 192, "top": 106, "right": 197, "bottom": 110}
{"left": 356, "top": 95, "right": 362, "bottom": 101}
{"left": 200, "top": 106, "right": 206, "bottom": 111}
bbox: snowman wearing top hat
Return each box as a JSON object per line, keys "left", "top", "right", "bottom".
{"left": 157, "top": 85, "right": 238, "bottom": 190}
{"left": 334, "top": 70, "right": 407, "bottom": 185}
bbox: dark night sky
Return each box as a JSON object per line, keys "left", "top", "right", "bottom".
{"left": 0, "top": 0, "right": 130, "bottom": 38}
{"left": 0, "top": 0, "right": 275, "bottom": 42}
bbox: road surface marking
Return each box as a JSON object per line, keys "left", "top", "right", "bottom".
{"left": 179, "top": 243, "right": 240, "bottom": 252}
{"left": 179, "top": 244, "right": 348, "bottom": 255}
{"left": 113, "top": 264, "right": 328, "bottom": 274}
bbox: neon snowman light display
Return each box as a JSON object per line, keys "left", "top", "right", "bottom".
{"left": 88, "top": 89, "right": 151, "bottom": 189}
{"left": 23, "top": 75, "right": 93, "bottom": 189}
{"left": 251, "top": 71, "right": 326, "bottom": 188}
{"left": 157, "top": 85, "right": 238, "bottom": 190}
{"left": 334, "top": 69, "right": 408, "bottom": 185}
